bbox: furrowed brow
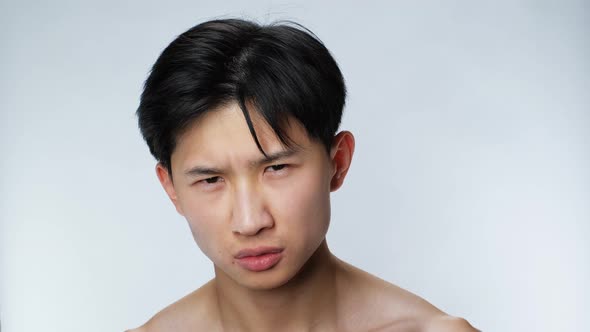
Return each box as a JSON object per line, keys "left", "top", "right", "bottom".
{"left": 251, "top": 148, "right": 299, "bottom": 168}
{"left": 183, "top": 166, "right": 222, "bottom": 178}
{"left": 183, "top": 147, "right": 302, "bottom": 178}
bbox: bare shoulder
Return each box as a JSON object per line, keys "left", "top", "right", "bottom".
{"left": 338, "top": 260, "right": 443, "bottom": 317}
{"left": 125, "top": 280, "right": 220, "bottom": 332}
{"left": 335, "top": 258, "right": 477, "bottom": 331}
{"left": 367, "top": 281, "right": 479, "bottom": 332}
{"left": 423, "top": 315, "right": 479, "bottom": 332}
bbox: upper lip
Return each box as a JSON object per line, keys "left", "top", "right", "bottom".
{"left": 234, "top": 246, "right": 284, "bottom": 259}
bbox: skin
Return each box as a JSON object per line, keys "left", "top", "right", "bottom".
{"left": 126, "top": 102, "right": 479, "bottom": 332}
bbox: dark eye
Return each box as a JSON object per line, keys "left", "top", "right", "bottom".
{"left": 267, "top": 164, "right": 287, "bottom": 172}
{"left": 204, "top": 176, "right": 222, "bottom": 184}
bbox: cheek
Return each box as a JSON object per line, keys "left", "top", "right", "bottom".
{"left": 179, "top": 194, "right": 227, "bottom": 258}
{"left": 273, "top": 167, "right": 331, "bottom": 240}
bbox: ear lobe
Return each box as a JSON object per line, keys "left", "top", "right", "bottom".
{"left": 156, "top": 163, "right": 184, "bottom": 216}
{"left": 329, "top": 131, "right": 355, "bottom": 192}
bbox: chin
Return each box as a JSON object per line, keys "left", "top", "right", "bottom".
{"left": 235, "top": 267, "right": 297, "bottom": 291}
{"left": 240, "top": 279, "right": 287, "bottom": 291}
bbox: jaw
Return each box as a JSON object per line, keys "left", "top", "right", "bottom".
{"left": 212, "top": 239, "right": 340, "bottom": 330}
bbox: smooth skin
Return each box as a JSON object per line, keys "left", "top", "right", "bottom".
{"left": 127, "top": 102, "right": 478, "bottom": 332}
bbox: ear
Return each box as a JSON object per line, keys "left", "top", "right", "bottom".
{"left": 156, "top": 163, "right": 184, "bottom": 216}
{"left": 329, "top": 131, "right": 355, "bottom": 192}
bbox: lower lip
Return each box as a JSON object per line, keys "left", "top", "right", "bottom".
{"left": 236, "top": 252, "right": 282, "bottom": 272}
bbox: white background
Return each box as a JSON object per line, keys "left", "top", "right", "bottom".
{"left": 1, "top": 1, "right": 588, "bottom": 331}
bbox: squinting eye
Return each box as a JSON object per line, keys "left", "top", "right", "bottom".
{"left": 266, "top": 164, "right": 287, "bottom": 172}
{"left": 202, "top": 176, "right": 222, "bottom": 184}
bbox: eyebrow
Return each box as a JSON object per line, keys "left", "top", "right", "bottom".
{"left": 183, "top": 166, "right": 222, "bottom": 178}
{"left": 183, "top": 148, "right": 300, "bottom": 178}
{"left": 251, "top": 149, "right": 297, "bottom": 168}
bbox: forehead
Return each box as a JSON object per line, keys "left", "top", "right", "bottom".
{"left": 170, "top": 102, "right": 313, "bottom": 172}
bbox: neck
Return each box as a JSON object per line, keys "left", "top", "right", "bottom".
{"left": 213, "top": 240, "right": 341, "bottom": 332}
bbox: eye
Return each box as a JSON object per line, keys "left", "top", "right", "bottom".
{"left": 266, "top": 164, "right": 287, "bottom": 172}
{"left": 203, "top": 176, "right": 222, "bottom": 184}
{"left": 196, "top": 176, "right": 224, "bottom": 188}
{"left": 265, "top": 164, "right": 287, "bottom": 172}
{"left": 264, "top": 164, "right": 290, "bottom": 178}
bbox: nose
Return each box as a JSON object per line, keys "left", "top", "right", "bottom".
{"left": 230, "top": 180, "right": 274, "bottom": 236}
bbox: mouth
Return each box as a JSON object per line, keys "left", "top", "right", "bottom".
{"left": 234, "top": 247, "right": 284, "bottom": 272}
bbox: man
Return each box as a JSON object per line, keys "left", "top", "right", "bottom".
{"left": 128, "top": 18, "right": 478, "bottom": 332}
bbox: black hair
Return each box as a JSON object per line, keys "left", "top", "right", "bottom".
{"left": 136, "top": 18, "right": 346, "bottom": 176}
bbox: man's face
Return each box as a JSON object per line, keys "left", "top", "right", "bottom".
{"left": 158, "top": 102, "right": 339, "bottom": 290}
